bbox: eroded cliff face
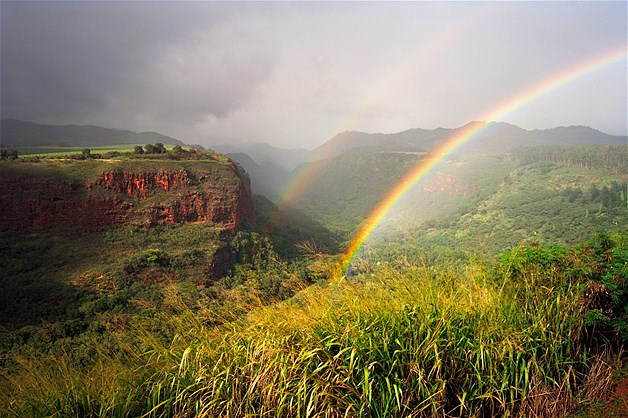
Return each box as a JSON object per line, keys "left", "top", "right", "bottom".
{"left": 94, "top": 170, "right": 193, "bottom": 199}
{"left": 0, "top": 178, "right": 131, "bottom": 229}
{"left": 0, "top": 162, "right": 255, "bottom": 231}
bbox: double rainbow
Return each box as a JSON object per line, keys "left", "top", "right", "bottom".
{"left": 340, "top": 46, "right": 627, "bottom": 273}
{"left": 276, "top": 4, "right": 495, "bottom": 211}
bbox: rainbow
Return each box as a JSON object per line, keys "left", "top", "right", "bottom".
{"left": 273, "top": 4, "right": 495, "bottom": 212}
{"left": 340, "top": 46, "right": 627, "bottom": 274}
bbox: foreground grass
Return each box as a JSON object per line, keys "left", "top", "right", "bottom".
{"left": 567, "top": 367, "right": 627, "bottom": 418}
{"left": 1, "top": 235, "right": 625, "bottom": 417}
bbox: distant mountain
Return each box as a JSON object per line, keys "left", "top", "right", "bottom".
{"left": 313, "top": 122, "right": 626, "bottom": 159}
{"left": 526, "top": 125, "right": 627, "bottom": 146}
{"left": 226, "top": 152, "right": 290, "bottom": 200}
{"left": 0, "top": 119, "right": 185, "bottom": 147}
{"left": 210, "top": 141, "right": 310, "bottom": 201}
{"left": 287, "top": 122, "right": 626, "bottom": 234}
{"left": 211, "top": 141, "right": 311, "bottom": 171}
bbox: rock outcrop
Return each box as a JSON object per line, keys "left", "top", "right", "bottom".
{"left": 0, "top": 161, "right": 255, "bottom": 231}
{"left": 0, "top": 178, "right": 131, "bottom": 229}
{"left": 94, "top": 170, "right": 193, "bottom": 199}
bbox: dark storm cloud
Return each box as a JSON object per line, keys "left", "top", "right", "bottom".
{"left": 1, "top": 1, "right": 275, "bottom": 129}
{"left": 1, "top": 1, "right": 626, "bottom": 147}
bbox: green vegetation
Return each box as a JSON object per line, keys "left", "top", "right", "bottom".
{"left": 0, "top": 224, "right": 221, "bottom": 335}
{"left": 0, "top": 143, "right": 626, "bottom": 416}
{"left": 0, "top": 147, "right": 19, "bottom": 160}
{"left": 293, "top": 149, "right": 431, "bottom": 234}
{"left": 11, "top": 143, "right": 224, "bottom": 163}
{"left": 1, "top": 232, "right": 625, "bottom": 417}
{"left": 0, "top": 151, "right": 233, "bottom": 188}
{"left": 294, "top": 146, "right": 625, "bottom": 258}
{"left": 441, "top": 162, "right": 626, "bottom": 254}
{"left": 253, "top": 194, "right": 342, "bottom": 259}
{"left": 292, "top": 152, "right": 519, "bottom": 236}
{"left": 514, "top": 144, "right": 627, "bottom": 174}
{"left": 15, "top": 144, "right": 148, "bottom": 157}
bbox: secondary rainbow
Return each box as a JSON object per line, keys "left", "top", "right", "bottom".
{"left": 273, "top": 5, "right": 495, "bottom": 213}
{"left": 340, "top": 46, "right": 627, "bottom": 274}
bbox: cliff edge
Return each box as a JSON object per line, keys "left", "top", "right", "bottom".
{"left": 0, "top": 158, "right": 255, "bottom": 231}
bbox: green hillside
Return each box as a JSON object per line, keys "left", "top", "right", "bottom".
{"left": 292, "top": 145, "right": 626, "bottom": 256}
{"left": 313, "top": 122, "right": 627, "bottom": 160}
{"left": 1, "top": 142, "right": 626, "bottom": 417}
{"left": 292, "top": 149, "right": 423, "bottom": 234}
{"left": 445, "top": 161, "right": 626, "bottom": 253}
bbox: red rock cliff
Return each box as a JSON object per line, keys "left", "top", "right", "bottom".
{"left": 0, "top": 163, "right": 255, "bottom": 231}
{"left": 139, "top": 165, "right": 256, "bottom": 228}
{"left": 0, "top": 178, "right": 131, "bottom": 229}
{"left": 94, "top": 170, "right": 192, "bottom": 199}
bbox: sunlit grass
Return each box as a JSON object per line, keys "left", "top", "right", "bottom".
{"left": 15, "top": 144, "right": 145, "bottom": 157}
{"left": 1, "top": 343, "right": 141, "bottom": 417}
{"left": 2, "top": 236, "right": 623, "bottom": 417}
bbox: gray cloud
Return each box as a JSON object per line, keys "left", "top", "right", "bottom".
{"left": 1, "top": 1, "right": 626, "bottom": 148}
{"left": 2, "top": 2, "right": 275, "bottom": 129}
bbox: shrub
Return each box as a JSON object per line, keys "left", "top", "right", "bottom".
{"left": 0, "top": 148, "right": 19, "bottom": 160}
{"left": 123, "top": 249, "right": 171, "bottom": 274}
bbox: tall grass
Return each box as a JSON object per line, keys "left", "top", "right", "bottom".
{"left": 1, "top": 344, "right": 142, "bottom": 417}
{"left": 0, "top": 253, "right": 617, "bottom": 417}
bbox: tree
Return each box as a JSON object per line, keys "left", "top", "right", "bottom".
{"left": 169, "top": 145, "right": 188, "bottom": 159}
{"left": 600, "top": 186, "right": 611, "bottom": 207}
{"left": 0, "top": 148, "right": 19, "bottom": 160}
{"left": 144, "top": 143, "right": 158, "bottom": 154}
{"left": 134, "top": 145, "right": 144, "bottom": 154}
{"left": 154, "top": 143, "right": 167, "bottom": 154}
{"left": 589, "top": 184, "right": 600, "bottom": 203}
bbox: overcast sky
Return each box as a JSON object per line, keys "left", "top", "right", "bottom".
{"left": 1, "top": 1, "right": 626, "bottom": 149}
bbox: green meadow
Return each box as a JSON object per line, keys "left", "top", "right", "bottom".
{"left": 16, "top": 144, "right": 141, "bottom": 157}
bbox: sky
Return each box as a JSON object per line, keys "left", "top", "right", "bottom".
{"left": 1, "top": 1, "right": 626, "bottom": 149}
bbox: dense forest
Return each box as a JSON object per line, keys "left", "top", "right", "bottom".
{"left": 513, "top": 145, "right": 626, "bottom": 173}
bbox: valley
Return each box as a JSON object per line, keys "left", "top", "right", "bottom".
{"left": 0, "top": 122, "right": 626, "bottom": 417}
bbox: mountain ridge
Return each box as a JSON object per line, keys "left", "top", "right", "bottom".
{"left": 0, "top": 119, "right": 186, "bottom": 147}
{"left": 312, "top": 122, "right": 626, "bottom": 160}
{"left": 211, "top": 141, "right": 311, "bottom": 172}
